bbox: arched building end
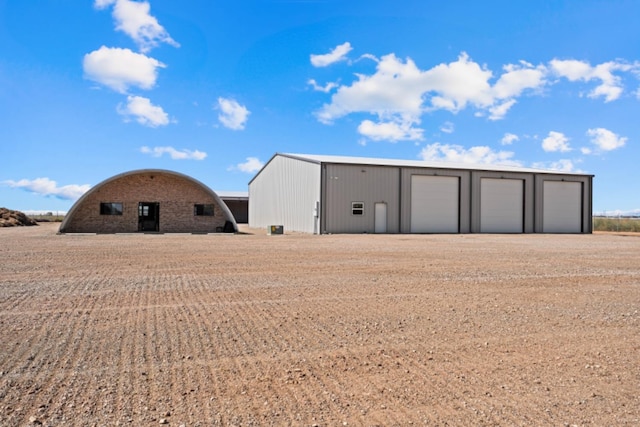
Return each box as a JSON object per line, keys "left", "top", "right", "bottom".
{"left": 59, "top": 170, "right": 238, "bottom": 234}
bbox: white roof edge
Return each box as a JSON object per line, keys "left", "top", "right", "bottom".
{"left": 281, "top": 153, "right": 593, "bottom": 176}
{"left": 216, "top": 191, "right": 248, "bottom": 199}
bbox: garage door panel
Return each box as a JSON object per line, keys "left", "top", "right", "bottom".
{"left": 411, "top": 175, "right": 459, "bottom": 233}
{"left": 543, "top": 181, "right": 582, "bottom": 233}
{"left": 480, "top": 178, "right": 524, "bottom": 233}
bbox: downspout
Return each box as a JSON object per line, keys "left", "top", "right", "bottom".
{"left": 320, "top": 163, "right": 327, "bottom": 234}
{"left": 398, "top": 167, "right": 402, "bottom": 233}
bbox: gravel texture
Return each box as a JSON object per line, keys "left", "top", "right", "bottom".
{"left": 1, "top": 223, "right": 639, "bottom": 426}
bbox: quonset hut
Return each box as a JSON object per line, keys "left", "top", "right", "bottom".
{"left": 59, "top": 169, "right": 237, "bottom": 233}
{"left": 249, "top": 153, "right": 594, "bottom": 234}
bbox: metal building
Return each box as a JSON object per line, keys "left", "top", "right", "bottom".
{"left": 249, "top": 153, "right": 593, "bottom": 234}
{"left": 218, "top": 191, "right": 249, "bottom": 224}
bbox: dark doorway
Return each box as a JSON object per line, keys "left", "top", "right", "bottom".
{"left": 138, "top": 202, "right": 159, "bottom": 232}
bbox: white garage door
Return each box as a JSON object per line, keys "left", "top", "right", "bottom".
{"left": 480, "top": 178, "right": 524, "bottom": 233}
{"left": 543, "top": 181, "right": 582, "bottom": 233}
{"left": 411, "top": 175, "right": 459, "bottom": 233}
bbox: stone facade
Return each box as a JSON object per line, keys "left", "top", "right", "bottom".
{"left": 60, "top": 170, "right": 236, "bottom": 233}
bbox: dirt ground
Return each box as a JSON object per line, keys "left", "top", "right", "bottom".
{"left": 1, "top": 223, "right": 639, "bottom": 426}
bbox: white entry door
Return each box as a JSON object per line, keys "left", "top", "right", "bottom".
{"left": 374, "top": 202, "right": 387, "bottom": 233}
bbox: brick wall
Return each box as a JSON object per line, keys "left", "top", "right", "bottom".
{"left": 61, "top": 172, "right": 231, "bottom": 233}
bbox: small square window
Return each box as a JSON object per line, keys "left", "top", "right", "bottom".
{"left": 100, "top": 202, "right": 123, "bottom": 215}
{"left": 352, "top": 202, "right": 364, "bottom": 216}
{"left": 194, "top": 204, "right": 214, "bottom": 216}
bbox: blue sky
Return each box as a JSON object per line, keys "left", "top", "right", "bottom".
{"left": 1, "top": 0, "right": 638, "bottom": 215}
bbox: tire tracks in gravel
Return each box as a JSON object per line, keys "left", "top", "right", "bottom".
{"left": 183, "top": 273, "right": 303, "bottom": 425}
{"left": 185, "top": 273, "right": 254, "bottom": 425}
{"left": 3, "top": 225, "right": 639, "bottom": 425}
{"left": 116, "top": 280, "right": 150, "bottom": 423}
{"left": 0, "top": 274, "right": 103, "bottom": 425}
{"left": 187, "top": 287, "right": 419, "bottom": 424}
{"left": 136, "top": 272, "right": 364, "bottom": 424}
{"left": 167, "top": 272, "right": 218, "bottom": 425}
{"left": 51, "top": 272, "right": 137, "bottom": 424}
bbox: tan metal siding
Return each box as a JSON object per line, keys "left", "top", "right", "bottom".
{"left": 471, "top": 171, "right": 534, "bottom": 233}
{"left": 249, "top": 154, "right": 593, "bottom": 235}
{"left": 323, "top": 164, "right": 400, "bottom": 234}
{"left": 249, "top": 155, "right": 321, "bottom": 233}
{"left": 534, "top": 175, "right": 592, "bottom": 233}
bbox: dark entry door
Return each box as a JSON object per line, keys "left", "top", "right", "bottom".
{"left": 138, "top": 202, "right": 159, "bottom": 232}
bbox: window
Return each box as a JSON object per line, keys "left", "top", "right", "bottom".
{"left": 351, "top": 202, "right": 364, "bottom": 216}
{"left": 100, "top": 202, "right": 123, "bottom": 215}
{"left": 194, "top": 204, "right": 214, "bottom": 216}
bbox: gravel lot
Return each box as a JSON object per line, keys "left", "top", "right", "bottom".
{"left": 1, "top": 223, "right": 639, "bottom": 426}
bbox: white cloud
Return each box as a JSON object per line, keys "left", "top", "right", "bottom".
{"left": 586, "top": 127, "right": 627, "bottom": 151}
{"left": 531, "top": 159, "right": 577, "bottom": 172}
{"left": 315, "top": 53, "right": 427, "bottom": 125}
{"left": 2, "top": 178, "right": 90, "bottom": 200}
{"left": 233, "top": 157, "right": 264, "bottom": 173}
{"left": 217, "top": 97, "right": 250, "bottom": 130}
{"left": 488, "top": 99, "right": 517, "bottom": 120}
{"left": 358, "top": 119, "right": 424, "bottom": 142}
{"left": 484, "top": 61, "right": 546, "bottom": 120}
{"left": 549, "top": 59, "right": 592, "bottom": 80}
{"left": 440, "top": 121, "right": 454, "bottom": 134}
{"left": 140, "top": 146, "right": 207, "bottom": 160}
{"left": 421, "top": 52, "right": 497, "bottom": 112}
{"left": 95, "top": 0, "right": 179, "bottom": 53}
{"left": 307, "top": 79, "right": 339, "bottom": 93}
{"left": 542, "top": 131, "right": 571, "bottom": 152}
{"left": 550, "top": 59, "right": 633, "bottom": 102}
{"left": 311, "top": 52, "right": 640, "bottom": 142}
{"left": 419, "top": 143, "right": 521, "bottom": 166}
{"left": 116, "top": 96, "right": 169, "bottom": 127}
{"left": 358, "top": 53, "right": 379, "bottom": 63}
{"left": 83, "top": 46, "right": 165, "bottom": 93}
{"left": 314, "top": 52, "right": 548, "bottom": 133}
{"left": 493, "top": 61, "right": 547, "bottom": 99}
{"left": 117, "top": 95, "right": 170, "bottom": 127}
{"left": 501, "top": 132, "right": 519, "bottom": 145}
{"left": 310, "top": 42, "right": 352, "bottom": 67}
{"left": 94, "top": 0, "right": 116, "bottom": 8}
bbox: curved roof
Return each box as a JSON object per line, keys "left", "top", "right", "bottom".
{"left": 59, "top": 169, "right": 238, "bottom": 233}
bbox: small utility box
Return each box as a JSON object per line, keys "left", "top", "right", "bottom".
{"left": 267, "top": 225, "right": 284, "bottom": 235}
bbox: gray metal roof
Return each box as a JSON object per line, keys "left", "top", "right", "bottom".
{"left": 281, "top": 153, "right": 593, "bottom": 176}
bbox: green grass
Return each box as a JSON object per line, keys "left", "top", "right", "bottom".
{"left": 593, "top": 217, "right": 640, "bottom": 232}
